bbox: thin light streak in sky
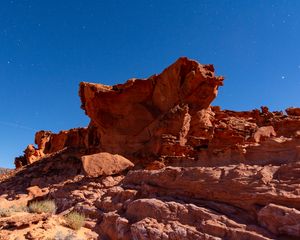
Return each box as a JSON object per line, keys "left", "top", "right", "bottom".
{"left": 0, "top": 121, "right": 36, "bottom": 131}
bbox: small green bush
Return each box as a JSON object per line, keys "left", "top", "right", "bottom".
{"left": 28, "top": 200, "right": 56, "bottom": 214}
{"left": 64, "top": 211, "right": 85, "bottom": 230}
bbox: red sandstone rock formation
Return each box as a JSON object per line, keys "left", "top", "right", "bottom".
{"left": 286, "top": 107, "right": 300, "bottom": 116}
{"left": 5, "top": 57, "right": 300, "bottom": 239}
{"left": 16, "top": 57, "right": 300, "bottom": 169}
{"left": 79, "top": 57, "right": 223, "bottom": 160}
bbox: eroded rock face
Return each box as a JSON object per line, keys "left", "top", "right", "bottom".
{"left": 126, "top": 198, "right": 271, "bottom": 240}
{"left": 79, "top": 57, "right": 224, "bottom": 160}
{"left": 78, "top": 58, "right": 300, "bottom": 167}
{"left": 15, "top": 127, "right": 100, "bottom": 167}
{"left": 16, "top": 57, "right": 300, "bottom": 169}
{"left": 286, "top": 107, "right": 300, "bottom": 116}
{"left": 123, "top": 164, "right": 300, "bottom": 213}
{"left": 7, "top": 57, "right": 300, "bottom": 239}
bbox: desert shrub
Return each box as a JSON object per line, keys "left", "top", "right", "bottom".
{"left": 0, "top": 205, "right": 28, "bottom": 217}
{"left": 28, "top": 199, "right": 56, "bottom": 214}
{"left": 0, "top": 207, "right": 12, "bottom": 217}
{"left": 10, "top": 205, "right": 28, "bottom": 212}
{"left": 64, "top": 211, "right": 85, "bottom": 230}
{"left": 48, "top": 231, "right": 84, "bottom": 240}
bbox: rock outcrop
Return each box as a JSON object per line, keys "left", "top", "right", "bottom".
{"left": 15, "top": 127, "right": 99, "bottom": 167}
{"left": 2, "top": 57, "right": 299, "bottom": 239}
{"left": 79, "top": 57, "right": 223, "bottom": 161}
{"left": 16, "top": 57, "right": 300, "bottom": 170}
{"left": 286, "top": 107, "right": 300, "bottom": 116}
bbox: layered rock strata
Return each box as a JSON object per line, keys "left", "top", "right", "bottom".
{"left": 4, "top": 57, "right": 299, "bottom": 239}
{"left": 15, "top": 57, "right": 300, "bottom": 168}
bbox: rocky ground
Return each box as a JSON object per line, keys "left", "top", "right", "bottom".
{"left": 0, "top": 168, "right": 11, "bottom": 174}
{"left": 1, "top": 57, "right": 300, "bottom": 239}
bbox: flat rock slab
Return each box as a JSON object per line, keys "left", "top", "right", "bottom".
{"left": 81, "top": 152, "right": 134, "bottom": 177}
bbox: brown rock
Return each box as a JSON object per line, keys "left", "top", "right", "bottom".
{"left": 127, "top": 199, "right": 270, "bottom": 240}
{"left": 7, "top": 57, "right": 300, "bottom": 239}
{"left": 123, "top": 164, "right": 300, "bottom": 213}
{"left": 95, "top": 186, "right": 137, "bottom": 212}
{"left": 26, "top": 186, "right": 48, "bottom": 198}
{"left": 81, "top": 152, "right": 134, "bottom": 177}
{"left": 24, "top": 144, "right": 44, "bottom": 164}
{"left": 15, "top": 127, "right": 97, "bottom": 168}
{"left": 79, "top": 57, "right": 223, "bottom": 159}
{"left": 253, "top": 126, "right": 276, "bottom": 143}
{"left": 286, "top": 107, "right": 300, "bottom": 116}
{"left": 0, "top": 212, "right": 49, "bottom": 229}
{"left": 16, "top": 57, "right": 300, "bottom": 169}
{"left": 258, "top": 203, "right": 300, "bottom": 237}
{"left": 100, "top": 212, "right": 131, "bottom": 240}
{"left": 145, "top": 161, "right": 165, "bottom": 170}
{"left": 130, "top": 218, "right": 211, "bottom": 240}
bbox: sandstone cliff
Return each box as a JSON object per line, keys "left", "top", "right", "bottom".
{"left": 1, "top": 57, "right": 300, "bottom": 239}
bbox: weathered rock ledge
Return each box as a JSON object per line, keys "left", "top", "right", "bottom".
{"left": 1, "top": 57, "right": 299, "bottom": 239}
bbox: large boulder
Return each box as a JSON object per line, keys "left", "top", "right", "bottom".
{"left": 258, "top": 203, "right": 300, "bottom": 236}
{"left": 81, "top": 152, "right": 134, "bottom": 177}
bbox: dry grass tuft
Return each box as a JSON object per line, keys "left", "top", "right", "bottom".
{"left": 28, "top": 200, "right": 56, "bottom": 214}
{"left": 0, "top": 207, "right": 12, "bottom": 217}
{"left": 0, "top": 205, "right": 28, "bottom": 217}
{"left": 64, "top": 211, "right": 85, "bottom": 230}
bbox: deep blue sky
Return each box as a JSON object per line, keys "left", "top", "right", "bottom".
{"left": 1, "top": 0, "right": 299, "bottom": 168}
